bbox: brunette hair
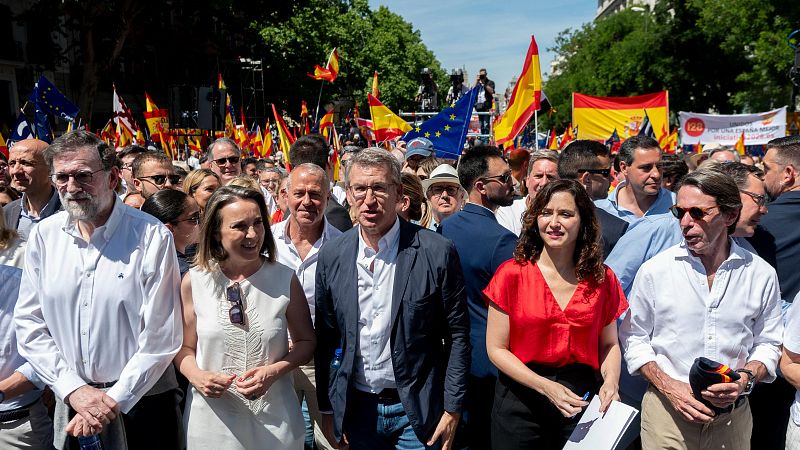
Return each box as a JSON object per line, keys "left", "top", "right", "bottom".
{"left": 514, "top": 179, "right": 605, "bottom": 283}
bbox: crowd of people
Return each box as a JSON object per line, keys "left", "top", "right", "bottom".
{"left": 1, "top": 128, "right": 800, "bottom": 450}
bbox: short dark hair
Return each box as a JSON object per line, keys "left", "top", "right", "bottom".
{"left": 557, "top": 140, "right": 607, "bottom": 180}
{"left": 195, "top": 185, "right": 276, "bottom": 270}
{"left": 618, "top": 135, "right": 660, "bottom": 166}
{"left": 766, "top": 135, "right": 800, "bottom": 167}
{"left": 507, "top": 149, "right": 530, "bottom": 170}
{"left": 515, "top": 179, "right": 605, "bottom": 283}
{"left": 660, "top": 154, "right": 689, "bottom": 187}
{"left": 458, "top": 145, "right": 504, "bottom": 193}
{"left": 703, "top": 160, "right": 763, "bottom": 189}
{"left": 140, "top": 189, "right": 191, "bottom": 224}
{"left": 290, "top": 134, "right": 329, "bottom": 169}
{"left": 45, "top": 130, "right": 116, "bottom": 171}
{"left": 131, "top": 152, "right": 172, "bottom": 178}
{"left": 241, "top": 157, "right": 257, "bottom": 170}
{"left": 118, "top": 144, "right": 148, "bottom": 160}
{"left": 676, "top": 167, "right": 742, "bottom": 234}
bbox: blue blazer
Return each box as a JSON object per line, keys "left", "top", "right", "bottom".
{"left": 439, "top": 203, "right": 517, "bottom": 378}
{"left": 315, "top": 219, "right": 471, "bottom": 442}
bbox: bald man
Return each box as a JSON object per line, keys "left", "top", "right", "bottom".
{"left": 3, "top": 139, "right": 62, "bottom": 239}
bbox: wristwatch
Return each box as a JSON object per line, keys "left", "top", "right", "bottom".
{"left": 736, "top": 368, "right": 755, "bottom": 396}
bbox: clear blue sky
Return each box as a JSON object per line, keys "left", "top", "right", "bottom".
{"left": 370, "top": 0, "right": 597, "bottom": 93}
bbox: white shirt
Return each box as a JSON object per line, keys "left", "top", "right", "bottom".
{"left": 14, "top": 199, "right": 183, "bottom": 413}
{"left": 331, "top": 183, "right": 347, "bottom": 207}
{"left": 620, "top": 240, "right": 783, "bottom": 384}
{"left": 0, "top": 237, "right": 25, "bottom": 269}
{"left": 272, "top": 217, "right": 342, "bottom": 324}
{"left": 261, "top": 186, "right": 278, "bottom": 216}
{"left": 353, "top": 219, "right": 400, "bottom": 393}
{"left": 783, "top": 290, "right": 800, "bottom": 425}
{"left": 0, "top": 265, "right": 44, "bottom": 411}
{"left": 495, "top": 196, "right": 528, "bottom": 236}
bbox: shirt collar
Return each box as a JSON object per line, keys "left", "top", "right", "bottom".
{"left": 276, "top": 216, "right": 337, "bottom": 246}
{"left": 62, "top": 196, "right": 124, "bottom": 242}
{"left": 358, "top": 217, "right": 400, "bottom": 257}
{"left": 607, "top": 181, "right": 674, "bottom": 216}
{"left": 20, "top": 187, "right": 60, "bottom": 216}
{"left": 676, "top": 237, "right": 747, "bottom": 265}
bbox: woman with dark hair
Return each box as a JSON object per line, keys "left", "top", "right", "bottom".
{"left": 484, "top": 179, "right": 628, "bottom": 449}
{"left": 140, "top": 189, "right": 200, "bottom": 278}
{"left": 175, "top": 185, "right": 314, "bottom": 449}
{"left": 0, "top": 185, "right": 20, "bottom": 208}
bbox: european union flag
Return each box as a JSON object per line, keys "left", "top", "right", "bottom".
{"left": 28, "top": 75, "right": 79, "bottom": 122}
{"left": 9, "top": 113, "right": 34, "bottom": 147}
{"left": 401, "top": 85, "right": 479, "bottom": 159}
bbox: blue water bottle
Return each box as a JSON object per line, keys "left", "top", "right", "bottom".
{"left": 330, "top": 348, "right": 343, "bottom": 370}
{"left": 78, "top": 435, "right": 103, "bottom": 450}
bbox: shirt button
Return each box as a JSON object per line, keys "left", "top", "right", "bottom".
{"left": 81, "top": 330, "right": 87, "bottom": 335}
{"left": 83, "top": 303, "right": 88, "bottom": 307}
{"left": 86, "top": 273, "right": 91, "bottom": 278}
{"left": 82, "top": 359, "right": 87, "bottom": 364}
{"left": 708, "top": 308, "right": 713, "bottom": 312}
{"left": 708, "top": 336, "right": 713, "bottom": 340}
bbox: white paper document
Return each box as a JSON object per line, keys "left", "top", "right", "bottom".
{"left": 563, "top": 395, "right": 639, "bottom": 450}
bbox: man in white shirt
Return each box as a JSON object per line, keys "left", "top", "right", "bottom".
{"left": 620, "top": 167, "right": 783, "bottom": 449}
{"left": 272, "top": 163, "right": 342, "bottom": 450}
{"left": 315, "top": 148, "right": 469, "bottom": 450}
{"left": 14, "top": 130, "right": 183, "bottom": 449}
{"left": 496, "top": 150, "right": 558, "bottom": 236}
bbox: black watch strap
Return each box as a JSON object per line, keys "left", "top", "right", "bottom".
{"left": 736, "top": 368, "right": 755, "bottom": 395}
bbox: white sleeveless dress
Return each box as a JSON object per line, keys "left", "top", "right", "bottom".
{"left": 184, "top": 261, "right": 303, "bottom": 449}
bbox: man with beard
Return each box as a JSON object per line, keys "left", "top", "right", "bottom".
{"left": 14, "top": 130, "right": 183, "bottom": 449}
{"left": 272, "top": 163, "right": 342, "bottom": 450}
{"left": 439, "top": 145, "right": 516, "bottom": 450}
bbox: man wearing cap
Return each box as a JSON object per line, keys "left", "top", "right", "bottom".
{"left": 439, "top": 145, "right": 516, "bottom": 450}
{"left": 423, "top": 164, "right": 465, "bottom": 231}
{"left": 619, "top": 168, "right": 782, "bottom": 449}
{"left": 402, "top": 137, "right": 436, "bottom": 175}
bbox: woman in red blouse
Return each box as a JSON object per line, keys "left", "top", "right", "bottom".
{"left": 484, "top": 179, "right": 628, "bottom": 449}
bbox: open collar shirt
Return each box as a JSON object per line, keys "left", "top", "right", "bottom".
{"left": 17, "top": 187, "right": 61, "bottom": 239}
{"left": 594, "top": 182, "right": 675, "bottom": 224}
{"left": 353, "top": 218, "right": 400, "bottom": 393}
{"left": 619, "top": 239, "right": 783, "bottom": 384}
{"left": 272, "top": 216, "right": 343, "bottom": 324}
{"left": 14, "top": 198, "right": 183, "bottom": 413}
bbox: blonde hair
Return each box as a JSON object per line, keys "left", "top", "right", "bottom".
{"left": 183, "top": 169, "right": 219, "bottom": 194}
{"left": 227, "top": 175, "right": 261, "bottom": 191}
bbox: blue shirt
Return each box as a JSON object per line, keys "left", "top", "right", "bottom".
{"left": 594, "top": 182, "right": 675, "bottom": 223}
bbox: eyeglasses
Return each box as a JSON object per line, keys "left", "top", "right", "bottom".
{"left": 740, "top": 190, "right": 767, "bottom": 207}
{"left": 173, "top": 214, "right": 200, "bottom": 225}
{"left": 226, "top": 282, "right": 245, "bottom": 325}
{"left": 138, "top": 174, "right": 181, "bottom": 187}
{"left": 670, "top": 204, "right": 719, "bottom": 221}
{"left": 580, "top": 168, "right": 612, "bottom": 178}
{"left": 213, "top": 156, "right": 240, "bottom": 166}
{"left": 349, "top": 183, "right": 394, "bottom": 201}
{"left": 51, "top": 169, "right": 106, "bottom": 186}
{"left": 429, "top": 185, "right": 460, "bottom": 197}
{"left": 480, "top": 172, "right": 512, "bottom": 185}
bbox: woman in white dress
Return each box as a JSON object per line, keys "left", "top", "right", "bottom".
{"left": 175, "top": 185, "right": 315, "bottom": 449}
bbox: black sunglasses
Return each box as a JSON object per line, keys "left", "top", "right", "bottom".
{"left": 214, "top": 156, "right": 240, "bottom": 166}
{"left": 581, "top": 168, "right": 612, "bottom": 178}
{"left": 226, "top": 282, "right": 245, "bottom": 325}
{"left": 670, "top": 205, "right": 718, "bottom": 221}
{"left": 481, "top": 172, "right": 512, "bottom": 185}
{"left": 139, "top": 174, "right": 181, "bottom": 186}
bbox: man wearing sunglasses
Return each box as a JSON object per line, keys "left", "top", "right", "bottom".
{"left": 131, "top": 152, "right": 180, "bottom": 199}
{"left": 620, "top": 167, "right": 782, "bottom": 450}
{"left": 206, "top": 138, "right": 242, "bottom": 185}
{"left": 439, "top": 145, "right": 516, "bottom": 450}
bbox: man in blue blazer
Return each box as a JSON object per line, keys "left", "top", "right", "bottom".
{"left": 315, "top": 148, "right": 470, "bottom": 450}
{"left": 439, "top": 145, "right": 517, "bottom": 450}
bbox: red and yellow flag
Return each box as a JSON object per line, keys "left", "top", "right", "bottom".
{"left": 368, "top": 94, "right": 411, "bottom": 142}
{"left": 371, "top": 71, "right": 380, "bottom": 99}
{"left": 493, "top": 35, "right": 542, "bottom": 146}
{"left": 300, "top": 101, "right": 309, "bottom": 119}
{"left": 263, "top": 120, "right": 275, "bottom": 158}
{"left": 252, "top": 126, "right": 264, "bottom": 157}
{"left": 735, "top": 131, "right": 746, "bottom": 156}
{"left": 331, "top": 126, "right": 343, "bottom": 182}
{"left": 546, "top": 127, "right": 558, "bottom": 150}
{"left": 572, "top": 91, "right": 669, "bottom": 141}
{"left": 144, "top": 92, "right": 169, "bottom": 142}
{"left": 319, "top": 110, "right": 334, "bottom": 139}
{"left": 0, "top": 133, "right": 8, "bottom": 159}
{"left": 560, "top": 124, "right": 575, "bottom": 150}
{"left": 271, "top": 104, "right": 295, "bottom": 167}
{"left": 308, "top": 48, "right": 340, "bottom": 82}
{"left": 663, "top": 128, "right": 678, "bottom": 154}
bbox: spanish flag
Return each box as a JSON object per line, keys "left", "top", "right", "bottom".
{"left": 308, "top": 48, "right": 340, "bottom": 83}
{"left": 560, "top": 124, "right": 575, "bottom": 150}
{"left": 143, "top": 92, "right": 169, "bottom": 143}
{"left": 263, "top": 119, "right": 275, "bottom": 158}
{"left": 493, "top": 35, "right": 542, "bottom": 146}
{"left": 664, "top": 128, "right": 678, "bottom": 154}
{"left": 271, "top": 104, "right": 295, "bottom": 167}
{"left": 0, "top": 133, "right": 7, "bottom": 159}
{"left": 735, "top": 131, "right": 746, "bottom": 156}
{"left": 573, "top": 91, "right": 669, "bottom": 141}
{"left": 319, "top": 110, "right": 334, "bottom": 139}
{"left": 546, "top": 127, "right": 558, "bottom": 150}
{"left": 368, "top": 94, "right": 411, "bottom": 142}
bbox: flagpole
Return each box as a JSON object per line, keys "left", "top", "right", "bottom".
{"left": 313, "top": 48, "right": 335, "bottom": 124}
{"left": 534, "top": 110, "right": 539, "bottom": 151}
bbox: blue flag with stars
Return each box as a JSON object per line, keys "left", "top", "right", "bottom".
{"left": 28, "top": 75, "right": 79, "bottom": 122}
{"left": 401, "top": 85, "right": 479, "bottom": 159}
{"left": 9, "top": 113, "right": 34, "bottom": 147}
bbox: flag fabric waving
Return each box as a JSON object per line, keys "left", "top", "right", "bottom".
{"left": 263, "top": 119, "right": 275, "bottom": 158}
{"left": 308, "top": 48, "right": 340, "bottom": 82}
{"left": 368, "top": 94, "right": 411, "bottom": 142}
{"left": 663, "top": 128, "right": 678, "bottom": 154}
{"left": 493, "top": 35, "right": 542, "bottom": 146}
{"left": 271, "top": 104, "right": 295, "bottom": 167}
{"left": 546, "top": 128, "right": 558, "bottom": 150}
{"left": 638, "top": 110, "right": 656, "bottom": 138}
{"left": 113, "top": 84, "right": 138, "bottom": 139}
{"left": 29, "top": 75, "right": 80, "bottom": 122}
{"left": 572, "top": 91, "right": 669, "bottom": 141}
{"left": 400, "top": 85, "right": 479, "bottom": 159}
{"left": 735, "top": 131, "right": 746, "bottom": 156}
{"left": 560, "top": 123, "right": 575, "bottom": 150}
{"left": 9, "top": 113, "right": 34, "bottom": 146}
{"left": 0, "top": 133, "right": 8, "bottom": 159}
{"left": 144, "top": 92, "right": 169, "bottom": 142}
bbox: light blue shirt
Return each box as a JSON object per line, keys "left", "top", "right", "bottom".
{"left": 594, "top": 182, "right": 675, "bottom": 223}
{"left": 0, "top": 265, "right": 44, "bottom": 411}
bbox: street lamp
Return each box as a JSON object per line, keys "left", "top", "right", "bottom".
{"left": 631, "top": 5, "right": 649, "bottom": 33}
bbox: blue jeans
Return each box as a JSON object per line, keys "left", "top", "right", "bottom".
{"left": 344, "top": 390, "right": 440, "bottom": 450}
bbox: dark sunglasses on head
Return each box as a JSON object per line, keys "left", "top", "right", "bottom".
{"left": 139, "top": 174, "right": 181, "bottom": 186}
{"left": 670, "top": 204, "right": 718, "bottom": 221}
{"left": 214, "top": 156, "right": 240, "bottom": 166}
{"left": 226, "top": 282, "right": 245, "bottom": 325}
{"left": 581, "top": 168, "right": 612, "bottom": 178}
